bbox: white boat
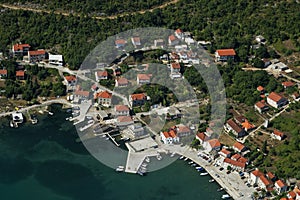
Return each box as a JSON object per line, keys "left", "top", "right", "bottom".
{"left": 221, "top": 194, "right": 230, "bottom": 199}
{"left": 217, "top": 188, "right": 224, "bottom": 192}
{"left": 191, "top": 163, "right": 197, "bottom": 167}
{"left": 170, "top": 152, "right": 176, "bottom": 157}
{"left": 145, "top": 157, "right": 150, "bottom": 163}
{"left": 48, "top": 111, "right": 54, "bottom": 115}
{"left": 66, "top": 117, "right": 70, "bottom": 121}
{"left": 156, "top": 155, "right": 162, "bottom": 161}
{"left": 188, "top": 161, "right": 194, "bottom": 165}
{"left": 184, "top": 157, "right": 189, "bottom": 161}
{"left": 209, "top": 179, "right": 215, "bottom": 183}
{"left": 195, "top": 167, "right": 203, "bottom": 170}
{"left": 116, "top": 166, "right": 124, "bottom": 172}
{"left": 179, "top": 156, "right": 185, "bottom": 160}
{"left": 200, "top": 172, "right": 208, "bottom": 176}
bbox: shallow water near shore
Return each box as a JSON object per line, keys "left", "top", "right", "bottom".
{"left": 0, "top": 104, "right": 226, "bottom": 200}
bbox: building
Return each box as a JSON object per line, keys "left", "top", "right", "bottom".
{"left": 272, "top": 129, "right": 285, "bottom": 140}
{"left": 282, "top": 81, "right": 295, "bottom": 89}
{"left": 129, "top": 93, "right": 147, "bottom": 107}
{"left": 95, "top": 90, "right": 112, "bottom": 107}
{"left": 95, "top": 71, "right": 108, "bottom": 82}
{"left": 137, "top": 74, "right": 151, "bottom": 85}
{"left": 115, "top": 77, "right": 128, "bottom": 87}
{"left": 12, "top": 112, "right": 24, "bottom": 123}
{"left": 266, "top": 172, "right": 276, "bottom": 182}
{"left": 223, "top": 158, "right": 246, "bottom": 171}
{"left": 195, "top": 132, "right": 208, "bottom": 145}
{"left": 174, "top": 29, "right": 184, "bottom": 39}
{"left": 154, "top": 39, "right": 164, "bottom": 48}
{"left": 241, "top": 120, "right": 255, "bottom": 132}
{"left": 28, "top": 50, "right": 46, "bottom": 63}
{"left": 215, "top": 49, "right": 236, "bottom": 62}
{"left": 175, "top": 125, "right": 191, "bottom": 137}
{"left": 255, "top": 101, "right": 269, "bottom": 113}
{"left": 203, "top": 138, "right": 221, "bottom": 152}
{"left": 292, "top": 92, "right": 300, "bottom": 101}
{"left": 128, "top": 123, "right": 145, "bottom": 138}
{"left": 170, "top": 62, "right": 181, "bottom": 73}
{"left": 250, "top": 169, "right": 264, "bottom": 185}
{"left": 267, "top": 92, "right": 288, "bottom": 109}
{"left": 257, "top": 85, "right": 265, "bottom": 94}
{"left": 64, "top": 75, "right": 76, "bottom": 86}
{"left": 116, "top": 116, "right": 134, "bottom": 127}
{"left": 0, "top": 69, "right": 7, "bottom": 79}
{"left": 161, "top": 130, "right": 179, "bottom": 144}
{"left": 113, "top": 68, "right": 122, "bottom": 76}
{"left": 16, "top": 70, "right": 25, "bottom": 80}
{"left": 115, "top": 39, "right": 126, "bottom": 48}
{"left": 257, "top": 175, "right": 273, "bottom": 190}
{"left": 233, "top": 142, "right": 247, "bottom": 153}
{"left": 49, "top": 54, "right": 63, "bottom": 66}
{"left": 218, "top": 148, "right": 231, "bottom": 158}
{"left": 12, "top": 43, "right": 30, "bottom": 56}
{"left": 115, "top": 105, "right": 130, "bottom": 116}
{"left": 74, "top": 90, "right": 90, "bottom": 102}
{"left": 275, "top": 180, "right": 288, "bottom": 194}
{"left": 131, "top": 37, "right": 141, "bottom": 48}
{"left": 168, "top": 35, "right": 179, "bottom": 46}
{"left": 224, "top": 119, "right": 246, "bottom": 137}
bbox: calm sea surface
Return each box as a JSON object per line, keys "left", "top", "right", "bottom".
{"left": 0, "top": 104, "right": 225, "bottom": 200}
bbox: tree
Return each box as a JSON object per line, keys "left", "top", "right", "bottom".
{"left": 253, "top": 58, "right": 265, "bottom": 68}
{"left": 262, "top": 140, "right": 267, "bottom": 154}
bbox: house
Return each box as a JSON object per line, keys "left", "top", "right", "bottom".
{"left": 292, "top": 92, "right": 300, "bottom": 101}
{"left": 272, "top": 129, "right": 285, "bottom": 140}
{"left": 161, "top": 130, "right": 179, "bottom": 144}
{"left": 16, "top": 70, "right": 25, "bottom": 80}
{"left": 257, "top": 85, "right": 265, "bottom": 94}
{"left": 218, "top": 148, "right": 231, "bottom": 158}
{"left": 287, "top": 191, "right": 297, "bottom": 199}
{"left": 175, "top": 125, "right": 191, "bottom": 137}
{"left": 215, "top": 49, "right": 236, "bottom": 62}
{"left": 195, "top": 132, "right": 208, "bottom": 145}
{"left": 267, "top": 92, "right": 288, "bottom": 109}
{"left": 170, "top": 62, "right": 181, "bottom": 73}
{"left": 282, "top": 81, "right": 295, "bottom": 89}
{"left": 154, "top": 39, "right": 164, "bottom": 48}
{"left": 115, "top": 77, "right": 128, "bottom": 87}
{"left": 233, "top": 142, "right": 247, "bottom": 152}
{"left": 74, "top": 90, "right": 90, "bottom": 101}
{"left": 257, "top": 175, "right": 273, "bottom": 190}
{"left": 269, "top": 60, "right": 288, "bottom": 71}
{"left": 266, "top": 172, "right": 276, "bottom": 182}
{"left": 203, "top": 138, "right": 221, "bottom": 152}
{"left": 91, "top": 84, "right": 98, "bottom": 92}
{"left": 49, "top": 54, "right": 63, "bottom": 66}
{"left": 231, "top": 153, "right": 241, "bottom": 161}
{"left": 129, "top": 93, "right": 147, "bottom": 107}
{"left": 113, "top": 68, "right": 122, "bottom": 76}
{"left": 95, "top": 71, "right": 108, "bottom": 82}
{"left": 174, "top": 29, "right": 184, "bottom": 39}
{"left": 242, "top": 120, "right": 255, "bottom": 132}
{"left": 131, "top": 37, "right": 141, "bottom": 48}
{"left": 64, "top": 75, "right": 76, "bottom": 86}
{"left": 275, "top": 180, "right": 288, "bottom": 194}
{"left": 168, "top": 35, "right": 179, "bottom": 46}
{"left": 223, "top": 158, "right": 246, "bottom": 171}
{"left": 28, "top": 50, "right": 46, "bottom": 63}
{"left": 116, "top": 116, "right": 134, "bottom": 127}
{"left": 0, "top": 69, "right": 7, "bottom": 79}
{"left": 115, "top": 39, "right": 126, "bottom": 48}
{"left": 115, "top": 105, "right": 130, "bottom": 116}
{"left": 224, "top": 119, "right": 247, "bottom": 137}
{"left": 137, "top": 74, "right": 151, "bottom": 85}
{"left": 250, "top": 169, "right": 264, "bottom": 185}
{"left": 95, "top": 90, "right": 112, "bottom": 107}
{"left": 128, "top": 123, "right": 145, "bottom": 138}
{"left": 255, "top": 101, "right": 269, "bottom": 113}
{"left": 234, "top": 115, "right": 247, "bottom": 124}
{"left": 12, "top": 43, "right": 30, "bottom": 56}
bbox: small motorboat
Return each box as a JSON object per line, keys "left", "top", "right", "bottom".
{"left": 209, "top": 179, "right": 215, "bottom": 183}
{"left": 200, "top": 172, "right": 208, "bottom": 176}
{"left": 217, "top": 188, "right": 224, "bottom": 192}
{"left": 221, "top": 194, "right": 230, "bottom": 199}
{"left": 179, "top": 156, "right": 185, "bottom": 160}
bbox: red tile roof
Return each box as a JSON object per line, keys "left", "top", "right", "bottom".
{"left": 0, "top": 69, "right": 7, "bottom": 75}
{"left": 267, "top": 172, "right": 275, "bottom": 180}
{"left": 137, "top": 74, "right": 151, "bottom": 80}
{"left": 115, "top": 39, "right": 126, "bottom": 45}
{"left": 257, "top": 85, "right": 264, "bottom": 91}
{"left": 288, "top": 191, "right": 296, "bottom": 199}
{"left": 196, "top": 132, "right": 207, "bottom": 141}
{"left": 131, "top": 93, "right": 146, "bottom": 100}
{"left": 115, "top": 105, "right": 129, "bottom": 112}
{"left": 65, "top": 75, "right": 76, "bottom": 82}
{"left": 163, "top": 130, "right": 177, "bottom": 138}
{"left": 177, "top": 125, "right": 190, "bottom": 133}
{"left": 220, "top": 148, "right": 231, "bottom": 155}
{"left": 242, "top": 120, "right": 255, "bottom": 130}
{"left": 117, "top": 116, "right": 133, "bottom": 122}
{"left": 169, "top": 35, "right": 177, "bottom": 41}
{"left": 28, "top": 50, "right": 46, "bottom": 56}
{"left": 251, "top": 169, "right": 264, "bottom": 177}
{"left": 259, "top": 175, "right": 272, "bottom": 186}
{"left": 96, "top": 71, "right": 108, "bottom": 77}
{"left": 238, "top": 156, "right": 248, "bottom": 164}
{"left": 171, "top": 62, "right": 180, "bottom": 69}
{"left": 224, "top": 158, "right": 245, "bottom": 168}
{"left": 175, "top": 29, "right": 183, "bottom": 34}
{"left": 208, "top": 139, "right": 221, "bottom": 148}
{"left": 13, "top": 43, "right": 30, "bottom": 51}
{"left": 276, "top": 180, "right": 286, "bottom": 188}
{"left": 116, "top": 77, "right": 128, "bottom": 85}
{"left": 216, "top": 49, "right": 236, "bottom": 56}
{"left": 282, "top": 81, "right": 294, "bottom": 87}
{"left": 16, "top": 70, "right": 25, "bottom": 77}
{"left": 132, "top": 37, "right": 140, "bottom": 43}
{"left": 227, "top": 119, "right": 243, "bottom": 133}
{"left": 233, "top": 142, "right": 245, "bottom": 151}
{"left": 255, "top": 101, "right": 267, "bottom": 109}
{"left": 74, "top": 90, "right": 89, "bottom": 97}
{"left": 268, "top": 92, "right": 284, "bottom": 103}
{"left": 231, "top": 153, "right": 241, "bottom": 160}
{"left": 96, "top": 90, "right": 112, "bottom": 99}
{"left": 273, "top": 129, "right": 284, "bottom": 137}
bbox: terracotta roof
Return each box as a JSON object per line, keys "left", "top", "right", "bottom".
{"left": 177, "top": 125, "right": 190, "bottom": 133}
{"left": 117, "top": 116, "right": 133, "bottom": 123}
{"left": 255, "top": 101, "right": 267, "bottom": 109}
{"left": 224, "top": 158, "right": 245, "bottom": 168}
{"left": 169, "top": 35, "right": 177, "bottom": 41}
{"left": 13, "top": 43, "right": 30, "bottom": 51}
{"left": 115, "top": 39, "right": 126, "bottom": 45}
{"left": 231, "top": 153, "right": 241, "bottom": 160}
{"left": 137, "top": 74, "right": 151, "bottom": 80}
{"left": 208, "top": 139, "right": 221, "bottom": 148}
{"left": 282, "top": 81, "right": 294, "bottom": 87}
{"left": 227, "top": 119, "right": 243, "bottom": 133}
{"left": 175, "top": 29, "right": 183, "bottom": 34}
{"left": 288, "top": 191, "right": 296, "bottom": 199}
{"left": 238, "top": 156, "right": 248, "bottom": 164}
{"left": 65, "top": 75, "right": 76, "bottom": 82}
{"left": 268, "top": 92, "right": 284, "bottom": 103}
{"left": 293, "top": 92, "right": 299, "bottom": 98}
{"left": 96, "top": 71, "right": 108, "bottom": 77}
{"left": 171, "top": 62, "right": 181, "bottom": 69}
{"left": 235, "top": 115, "right": 247, "bottom": 124}
{"left": 116, "top": 77, "right": 128, "bottom": 84}
{"left": 115, "top": 105, "right": 129, "bottom": 112}
{"left": 251, "top": 169, "right": 264, "bottom": 177}
{"left": 74, "top": 90, "right": 89, "bottom": 97}
{"left": 259, "top": 175, "right": 272, "bottom": 186}
{"left": 163, "top": 130, "right": 177, "bottom": 138}
{"left": 273, "top": 129, "right": 284, "bottom": 137}
{"left": 276, "top": 180, "right": 286, "bottom": 188}
{"left": 91, "top": 84, "right": 98, "bottom": 90}
{"left": 257, "top": 86, "right": 264, "bottom": 91}
{"left": 132, "top": 37, "right": 140, "bottom": 43}
{"left": 267, "top": 172, "right": 275, "bottom": 180}
{"left": 242, "top": 120, "right": 255, "bottom": 130}
{"left": 16, "top": 70, "right": 25, "bottom": 77}
{"left": 0, "top": 69, "right": 7, "bottom": 75}
{"left": 219, "top": 148, "right": 231, "bottom": 155}
{"left": 131, "top": 93, "right": 146, "bottom": 100}
{"left": 28, "top": 50, "right": 46, "bottom": 56}
{"left": 196, "top": 132, "right": 207, "bottom": 141}
{"left": 233, "top": 142, "right": 245, "bottom": 151}
{"left": 216, "top": 49, "right": 236, "bottom": 56}
{"left": 96, "top": 90, "right": 112, "bottom": 99}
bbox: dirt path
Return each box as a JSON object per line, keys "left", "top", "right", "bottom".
{"left": 1, "top": 0, "right": 179, "bottom": 20}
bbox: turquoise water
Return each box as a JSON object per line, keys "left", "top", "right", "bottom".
{"left": 0, "top": 104, "right": 225, "bottom": 200}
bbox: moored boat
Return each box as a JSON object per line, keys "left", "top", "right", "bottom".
{"left": 221, "top": 194, "right": 230, "bottom": 199}
{"left": 179, "top": 155, "right": 185, "bottom": 160}
{"left": 209, "top": 179, "right": 215, "bottom": 183}
{"left": 200, "top": 172, "right": 208, "bottom": 176}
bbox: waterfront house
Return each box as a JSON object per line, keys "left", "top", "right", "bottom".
{"left": 218, "top": 148, "right": 231, "bottom": 158}
{"left": 64, "top": 75, "right": 76, "bottom": 86}
{"left": 12, "top": 43, "right": 30, "bottom": 56}
{"left": 49, "top": 54, "right": 63, "bottom": 66}
{"left": 137, "top": 74, "right": 151, "bottom": 85}
{"left": 95, "top": 70, "right": 108, "bottom": 82}
{"left": 168, "top": 35, "right": 179, "bottom": 46}
{"left": 116, "top": 116, "right": 134, "bottom": 127}
{"left": 250, "top": 169, "right": 264, "bottom": 185}
{"left": 74, "top": 90, "right": 90, "bottom": 102}
{"left": 271, "top": 129, "right": 285, "bottom": 141}
{"left": 224, "top": 119, "right": 246, "bottom": 138}
{"left": 275, "top": 180, "right": 288, "bottom": 194}
{"left": 0, "top": 69, "right": 7, "bottom": 79}
{"left": 203, "top": 138, "right": 221, "bottom": 152}
{"left": 12, "top": 112, "right": 24, "bottom": 123}
{"left": 174, "top": 29, "right": 184, "bottom": 39}
{"left": 95, "top": 90, "right": 112, "bottom": 107}
{"left": 129, "top": 93, "right": 147, "bottom": 107}
{"left": 115, "top": 105, "right": 130, "bottom": 116}
{"left": 282, "top": 81, "right": 295, "bottom": 89}
{"left": 131, "top": 37, "right": 141, "bottom": 48}
{"left": 128, "top": 123, "right": 145, "bottom": 138}
{"left": 115, "top": 39, "right": 126, "bottom": 48}
{"left": 195, "top": 132, "right": 208, "bottom": 145}
{"left": 255, "top": 101, "right": 269, "bottom": 113}
{"left": 233, "top": 142, "right": 247, "bottom": 153}
{"left": 115, "top": 77, "right": 128, "bottom": 87}
{"left": 161, "top": 130, "right": 179, "bottom": 144}
{"left": 223, "top": 158, "right": 245, "bottom": 171}
{"left": 16, "top": 70, "right": 25, "bottom": 80}
{"left": 267, "top": 92, "right": 288, "bottom": 109}
{"left": 215, "top": 49, "right": 236, "bottom": 62}
{"left": 28, "top": 50, "right": 46, "bottom": 63}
